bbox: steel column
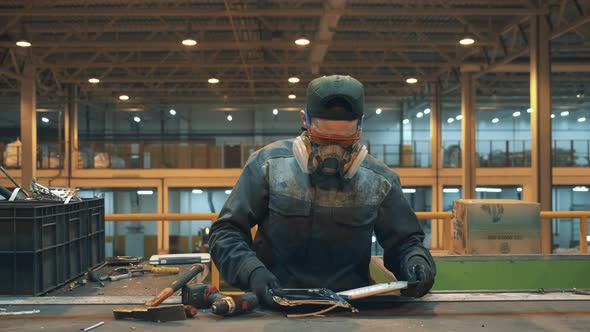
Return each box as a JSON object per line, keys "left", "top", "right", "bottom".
{"left": 20, "top": 63, "right": 36, "bottom": 188}
{"left": 530, "top": 11, "right": 553, "bottom": 254}
{"left": 461, "top": 72, "right": 476, "bottom": 199}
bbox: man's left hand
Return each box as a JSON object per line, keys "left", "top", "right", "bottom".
{"left": 399, "top": 256, "right": 435, "bottom": 298}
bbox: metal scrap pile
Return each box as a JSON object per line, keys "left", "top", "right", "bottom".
{"left": 0, "top": 166, "right": 80, "bottom": 203}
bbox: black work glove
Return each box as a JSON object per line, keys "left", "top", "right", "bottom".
{"left": 399, "top": 256, "right": 435, "bottom": 298}
{"left": 248, "top": 267, "right": 284, "bottom": 309}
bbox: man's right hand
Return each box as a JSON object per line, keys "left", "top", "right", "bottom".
{"left": 248, "top": 267, "right": 284, "bottom": 308}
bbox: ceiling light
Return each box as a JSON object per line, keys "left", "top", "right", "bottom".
{"left": 16, "top": 39, "right": 31, "bottom": 47}
{"left": 578, "top": 117, "right": 587, "bottom": 123}
{"left": 288, "top": 92, "right": 296, "bottom": 99}
{"left": 406, "top": 77, "right": 418, "bottom": 84}
{"left": 402, "top": 188, "right": 417, "bottom": 194}
{"left": 137, "top": 190, "right": 153, "bottom": 195}
{"left": 169, "top": 109, "right": 176, "bottom": 116}
{"left": 133, "top": 116, "right": 141, "bottom": 123}
{"left": 294, "top": 36, "right": 310, "bottom": 46}
{"left": 208, "top": 77, "right": 219, "bottom": 84}
{"left": 423, "top": 108, "right": 431, "bottom": 114}
{"left": 476, "top": 187, "right": 502, "bottom": 193}
{"left": 573, "top": 186, "right": 589, "bottom": 192}
{"left": 459, "top": 37, "right": 475, "bottom": 46}
{"left": 88, "top": 78, "right": 100, "bottom": 84}
{"left": 447, "top": 118, "right": 454, "bottom": 123}
{"left": 227, "top": 114, "right": 233, "bottom": 121}
{"left": 225, "top": 189, "right": 232, "bottom": 195}
{"left": 576, "top": 91, "right": 584, "bottom": 99}
{"left": 551, "top": 114, "right": 555, "bottom": 118}
{"left": 192, "top": 189, "right": 203, "bottom": 194}
{"left": 119, "top": 94, "right": 129, "bottom": 101}
{"left": 513, "top": 111, "right": 521, "bottom": 117}
{"left": 416, "top": 112, "right": 423, "bottom": 118}
{"left": 402, "top": 119, "right": 410, "bottom": 124}
{"left": 443, "top": 188, "right": 460, "bottom": 193}
{"left": 288, "top": 77, "right": 300, "bottom": 83}
{"left": 182, "top": 38, "right": 197, "bottom": 46}
{"left": 527, "top": 108, "right": 532, "bottom": 113}
{"left": 41, "top": 117, "right": 49, "bottom": 123}
{"left": 455, "top": 114, "right": 462, "bottom": 120}
{"left": 561, "top": 111, "right": 569, "bottom": 117}
{"left": 517, "top": 187, "right": 522, "bottom": 192}
{"left": 376, "top": 108, "right": 382, "bottom": 115}
{"left": 491, "top": 118, "right": 499, "bottom": 123}
{"left": 273, "top": 108, "right": 279, "bottom": 115}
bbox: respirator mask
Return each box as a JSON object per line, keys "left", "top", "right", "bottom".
{"left": 293, "top": 112, "right": 367, "bottom": 180}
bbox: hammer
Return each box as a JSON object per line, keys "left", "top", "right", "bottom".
{"left": 113, "top": 263, "right": 205, "bottom": 322}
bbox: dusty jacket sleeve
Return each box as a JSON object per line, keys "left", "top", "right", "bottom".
{"left": 375, "top": 175, "right": 436, "bottom": 278}
{"left": 208, "top": 158, "right": 268, "bottom": 290}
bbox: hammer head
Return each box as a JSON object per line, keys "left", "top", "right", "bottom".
{"left": 113, "top": 304, "right": 187, "bottom": 322}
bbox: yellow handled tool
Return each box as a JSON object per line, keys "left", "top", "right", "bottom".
{"left": 147, "top": 266, "right": 180, "bottom": 275}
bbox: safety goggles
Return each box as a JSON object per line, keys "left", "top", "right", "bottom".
{"left": 307, "top": 127, "right": 362, "bottom": 148}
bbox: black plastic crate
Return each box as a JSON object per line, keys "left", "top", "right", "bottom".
{"left": 0, "top": 198, "right": 104, "bottom": 295}
{"left": 88, "top": 231, "right": 105, "bottom": 267}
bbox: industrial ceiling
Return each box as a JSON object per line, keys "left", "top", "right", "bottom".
{"left": 0, "top": 0, "right": 589, "bottom": 108}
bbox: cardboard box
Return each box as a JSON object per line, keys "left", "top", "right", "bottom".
{"left": 452, "top": 199, "right": 541, "bottom": 255}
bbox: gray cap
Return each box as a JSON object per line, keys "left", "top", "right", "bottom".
{"left": 305, "top": 75, "right": 364, "bottom": 120}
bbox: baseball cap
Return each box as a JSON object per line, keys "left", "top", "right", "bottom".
{"left": 305, "top": 75, "right": 364, "bottom": 120}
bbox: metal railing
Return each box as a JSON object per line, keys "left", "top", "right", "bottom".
{"left": 368, "top": 141, "right": 431, "bottom": 168}
{"left": 105, "top": 210, "right": 589, "bottom": 290}
{"left": 443, "top": 139, "right": 590, "bottom": 167}
{"left": 78, "top": 140, "right": 433, "bottom": 169}
{"left": 477, "top": 140, "right": 531, "bottom": 167}
{"left": 553, "top": 139, "right": 590, "bottom": 167}
{"left": 1, "top": 139, "right": 588, "bottom": 169}
{"left": 105, "top": 211, "right": 589, "bottom": 254}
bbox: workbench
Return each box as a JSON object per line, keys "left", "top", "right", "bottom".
{"left": 2, "top": 256, "right": 590, "bottom": 331}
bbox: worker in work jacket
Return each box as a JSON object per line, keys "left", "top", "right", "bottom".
{"left": 209, "top": 75, "right": 436, "bottom": 308}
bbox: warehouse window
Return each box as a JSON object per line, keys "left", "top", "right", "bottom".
{"left": 78, "top": 188, "right": 158, "bottom": 258}
{"left": 476, "top": 72, "right": 531, "bottom": 167}
{"left": 441, "top": 90, "right": 461, "bottom": 168}
{"left": 551, "top": 73, "right": 590, "bottom": 167}
{"left": 552, "top": 185, "right": 590, "bottom": 253}
{"left": 168, "top": 188, "right": 231, "bottom": 254}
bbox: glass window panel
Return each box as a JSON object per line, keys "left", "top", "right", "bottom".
{"left": 78, "top": 188, "right": 157, "bottom": 258}
{"left": 441, "top": 90, "right": 461, "bottom": 168}
{"left": 476, "top": 73, "right": 531, "bottom": 167}
{"left": 168, "top": 188, "right": 231, "bottom": 254}
{"left": 552, "top": 185, "right": 590, "bottom": 253}
{"left": 551, "top": 72, "right": 590, "bottom": 167}
{"left": 0, "top": 103, "right": 21, "bottom": 169}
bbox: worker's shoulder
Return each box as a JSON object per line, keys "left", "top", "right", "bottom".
{"left": 361, "top": 153, "right": 400, "bottom": 184}
{"left": 248, "top": 138, "right": 295, "bottom": 166}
